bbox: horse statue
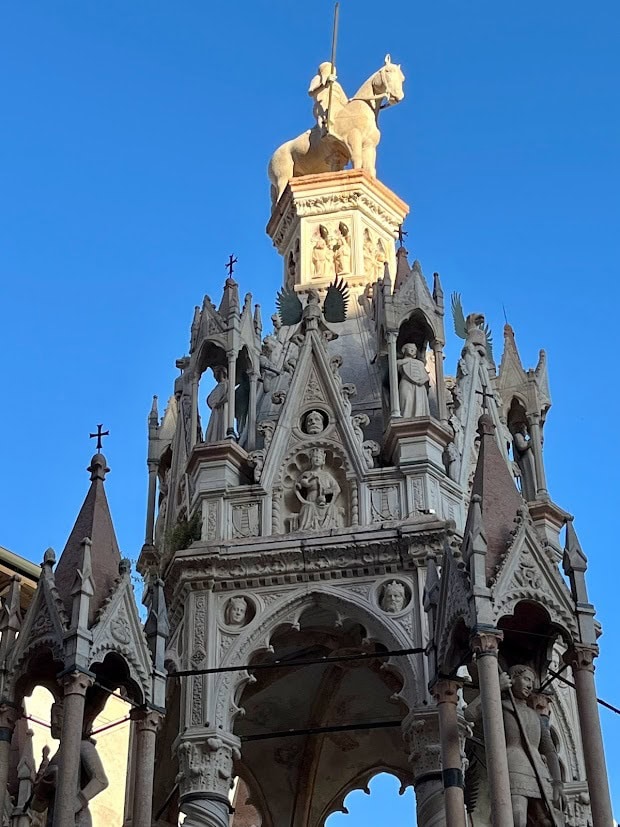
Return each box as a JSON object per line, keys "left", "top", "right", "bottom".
{"left": 268, "top": 55, "right": 405, "bottom": 207}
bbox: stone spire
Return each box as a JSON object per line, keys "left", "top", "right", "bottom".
{"left": 53, "top": 452, "right": 122, "bottom": 626}
{"left": 464, "top": 413, "right": 522, "bottom": 580}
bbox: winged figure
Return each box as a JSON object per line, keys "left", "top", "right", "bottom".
{"left": 451, "top": 292, "right": 493, "bottom": 362}
{"left": 276, "top": 278, "right": 350, "bottom": 326}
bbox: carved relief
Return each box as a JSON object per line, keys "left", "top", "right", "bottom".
{"left": 257, "top": 420, "right": 276, "bottom": 449}
{"left": 304, "top": 370, "right": 325, "bottom": 403}
{"left": 206, "top": 501, "right": 218, "bottom": 541}
{"left": 370, "top": 485, "right": 401, "bottom": 522}
{"left": 286, "top": 447, "right": 345, "bottom": 532}
{"left": 222, "top": 596, "right": 254, "bottom": 629}
{"left": 231, "top": 502, "right": 260, "bottom": 539}
{"left": 378, "top": 580, "right": 411, "bottom": 614}
{"left": 110, "top": 613, "right": 131, "bottom": 645}
{"left": 176, "top": 737, "right": 240, "bottom": 799}
{"left": 311, "top": 224, "right": 333, "bottom": 278}
{"left": 309, "top": 222, "right": 351, "bottom": 279}
{"left": 302, "top": 409, "right": 327, "bottom": 436}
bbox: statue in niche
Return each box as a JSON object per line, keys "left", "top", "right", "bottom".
{"left": 259, "top": 335, "right": 280, "bottom": 393}
{"left": 512, "top": 422, "right": 537, "bottom": 501}
{"left": 303, "top": 410, "right": 326, "bottom": 435}
{"left": 363, "top": 229, "right": 374, "bottom": 279}
{"left": 224, "top": 596, "right": 249, "bottom": 627}
{"left": 311, "top": 225, "right": 333, "bottom": 278}
{"left": 501, "top": 666, "right": 563, "bottom": 826}
{"left": 154, "top": 468, "right": 169, "bottom": 546}
{"left": 295, "top": 447, "right": 344, "bottom": 531}
{"left": 380, "top": 581, "right": 406, "bottom": 613}
{"left": 443, "top": 441, "right": 461, "bottom": 482}
{"left": 333, "top": 222, "right": 351, "bottom": 275}
{"left": 397, "top": 343, "right": 430, "bottom": 418}
{"left": 30, "top": 702, "right": 109, "bottom": 826}
{"left": 374, "top": 239, "right": 387, "bottom": 279}
{"left": 205, "top": 366, "right": 228, "bottom": 442}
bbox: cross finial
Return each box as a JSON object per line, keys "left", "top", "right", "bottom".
{"left": 225, "top": 254, "right": 238, "bottom": 278}
{"left": 89, "top": 424, "right": 109, "bottom": 452}
{"left": 475, "top": 386, "right": 494, "bottom": 413}
{"left": 397, "top": 224, "right": 408, "bottom": 248}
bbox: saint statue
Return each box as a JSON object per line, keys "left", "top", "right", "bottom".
{"left": 380, "top": 581, "right": 406, "bottom": 613}
{"left": 397, "top": 344, "right": 430, "bottom": 418}
{"left": 224, "top": 596, "right": 249, "bottom": 627}
{"left": 295, "top": 448, "right": 344, "bottom": 531}
{"left": 311, "top": 225, "right": 333, "bottom": 278}
{"left": 512, "top": 423, "right": 537, "bottom": 501}
{"left": 205, "top": 366, "right": 228, "bottom": 443}
{"left": 30, "top": 702, "right": 109, "bottom": 826}
{"left": 333, "top": 223, "right": 351, "bottom": 275}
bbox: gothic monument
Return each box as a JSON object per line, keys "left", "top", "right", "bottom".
{"left": 0, "top": 49, "right": 613, "bottom": 827}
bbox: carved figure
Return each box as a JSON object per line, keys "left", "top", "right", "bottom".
{"left": 512, "top": 422, "right": 537, "bottom": 501}
{"left": 268, "top": 56, "right": 405, "bottom": 206}
{"left": 444, "top": 441, "right": 461, "bottom": 482}
{"left": 451, "top": 292, "right": 494, "bottom": 361}
{"left": 248, "top": 450, "right": 265, "bottom": 483}
{"left": 333, "top": 222, "right": 351, "bottom": 275}
{"left": 205, "top": 366, "right": 228, "bottom": 442}
{"left": 380, "top": 581, "right": 406, "bottom": 613}
{"left": 303, "top": 410, "right": 325, "bottom": 435}
{"left": 276, "top": 279, "right": 349, "bottom": 326}
{"left": 312, "top": 225, "right": 333, "bottom": 277}
{"left": 501, "top": 666, "right": 563, "bottom": 827}
{"left": 295, "top": 448, "right": 344, "bottom": 531}
{"left": 397, "top": 344, "right": 430, "bottom": 418}
{"left": 363, "top": 229, "right": 374, "bottom": 279}
{"left": 375, "top": 239, "right": 387, "bottom": 279}
{"left": 224, "top": 596, "right": 249, "bottom": 627}
{"left": 259, "top": 336, "right": 280, "bottom": 393}
{"left": 308, "top": 62, "right": 349, "bottom": 129}
{"left": 30, "top": 703, "right": 109, "bottom": 826}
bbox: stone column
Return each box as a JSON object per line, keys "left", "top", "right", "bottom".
{"left": 564, "top": 645, "right": 613, "bottom": 827}
{"left": 53, "top": 670, "right": 93, "bottom": 827}
{"left": 403, "top": 710, "right": 446, "bottom": 827}
{"left": 432, "top": 341, "right": 448, "bottom": 425}
{"left": 145, "top": 459, "right": 158, "bottom": 545}
{"left": 130, "top": 707, "right": 163, "bottom": 827}
{"left": 177, "top": 734, "right": 240, "bottom": 827}
{"left": 190, "top": 373, "right": 199, "bottom": 449}
{"left": 246, "top": 368, "right": 258, "bottom": 452}
{"left": 226, "top": 353, "right": 237, "bottom": 437}
{"left": 526, "top": 413, "right": 548, "bottom": 497}
{"left": 387, "top": 332, "right": 401, "bottom": 419}
{"left": 0, "top": 703, "right": 20, "bottom": 820}
{"left": 471, "top": 632, "right": 514, "bottom": 827}
{"left": 432, "top": 680, "right": 466, "bottom": 827}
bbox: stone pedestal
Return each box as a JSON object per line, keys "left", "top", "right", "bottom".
{"left": 266, "top": 170, "right": 409, "bottom": 301}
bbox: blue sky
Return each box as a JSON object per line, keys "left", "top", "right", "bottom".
{"left": 1, "top": 0, "right": 619, "bottom": 819}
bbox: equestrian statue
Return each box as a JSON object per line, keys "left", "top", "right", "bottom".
{"left": 268, "top": 55, "right": 405, "bottom": 207}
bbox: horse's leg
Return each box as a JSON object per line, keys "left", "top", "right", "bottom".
{"left": 268, "top": 142, "right": 296, "bottom": 206}
{"left": 362, "top": 143, "right": 377, "bottom": 177}
{"left": 347, "top": 129, "right": 363, "bottom": 169}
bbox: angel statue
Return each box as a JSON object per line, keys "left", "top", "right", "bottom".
{"left": 276, "top": 278, "right": 350, "bottom": 327}
{"left": 451, "top": 292, "right": 493, "bottom": 362}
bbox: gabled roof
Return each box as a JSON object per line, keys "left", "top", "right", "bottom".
{"left": 464, "top": 414, "right": 522, "bottom": 581}
{"left": 53, "top": 453, "right": 121, "bottom": 627}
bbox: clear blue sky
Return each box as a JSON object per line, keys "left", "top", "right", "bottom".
{"left": 2, "top": 1, "right": 619, "bottom": 819}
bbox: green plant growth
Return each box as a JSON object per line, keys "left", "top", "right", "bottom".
{"left": 167, "top": 510, "right": 202, "bottom": 553}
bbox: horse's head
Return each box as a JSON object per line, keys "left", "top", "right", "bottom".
{"left": 373, "top": 54, "right": 405, "bottom": 105}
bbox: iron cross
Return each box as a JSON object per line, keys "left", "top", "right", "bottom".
{"left": 397, "top": 224, "right": 408, "bottom": 248}
{"left": 225, "top": 254, "right": 238, "bottom": 277}
{"left": 475, "top": 386, "right": 494, "bottom": 413}
{"left": 89, "top": 424, "right": 109, "bottom": 452}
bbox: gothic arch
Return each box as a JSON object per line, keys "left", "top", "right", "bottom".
{"left": 213, "top": 585, "right": 421, "bottom": 732}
